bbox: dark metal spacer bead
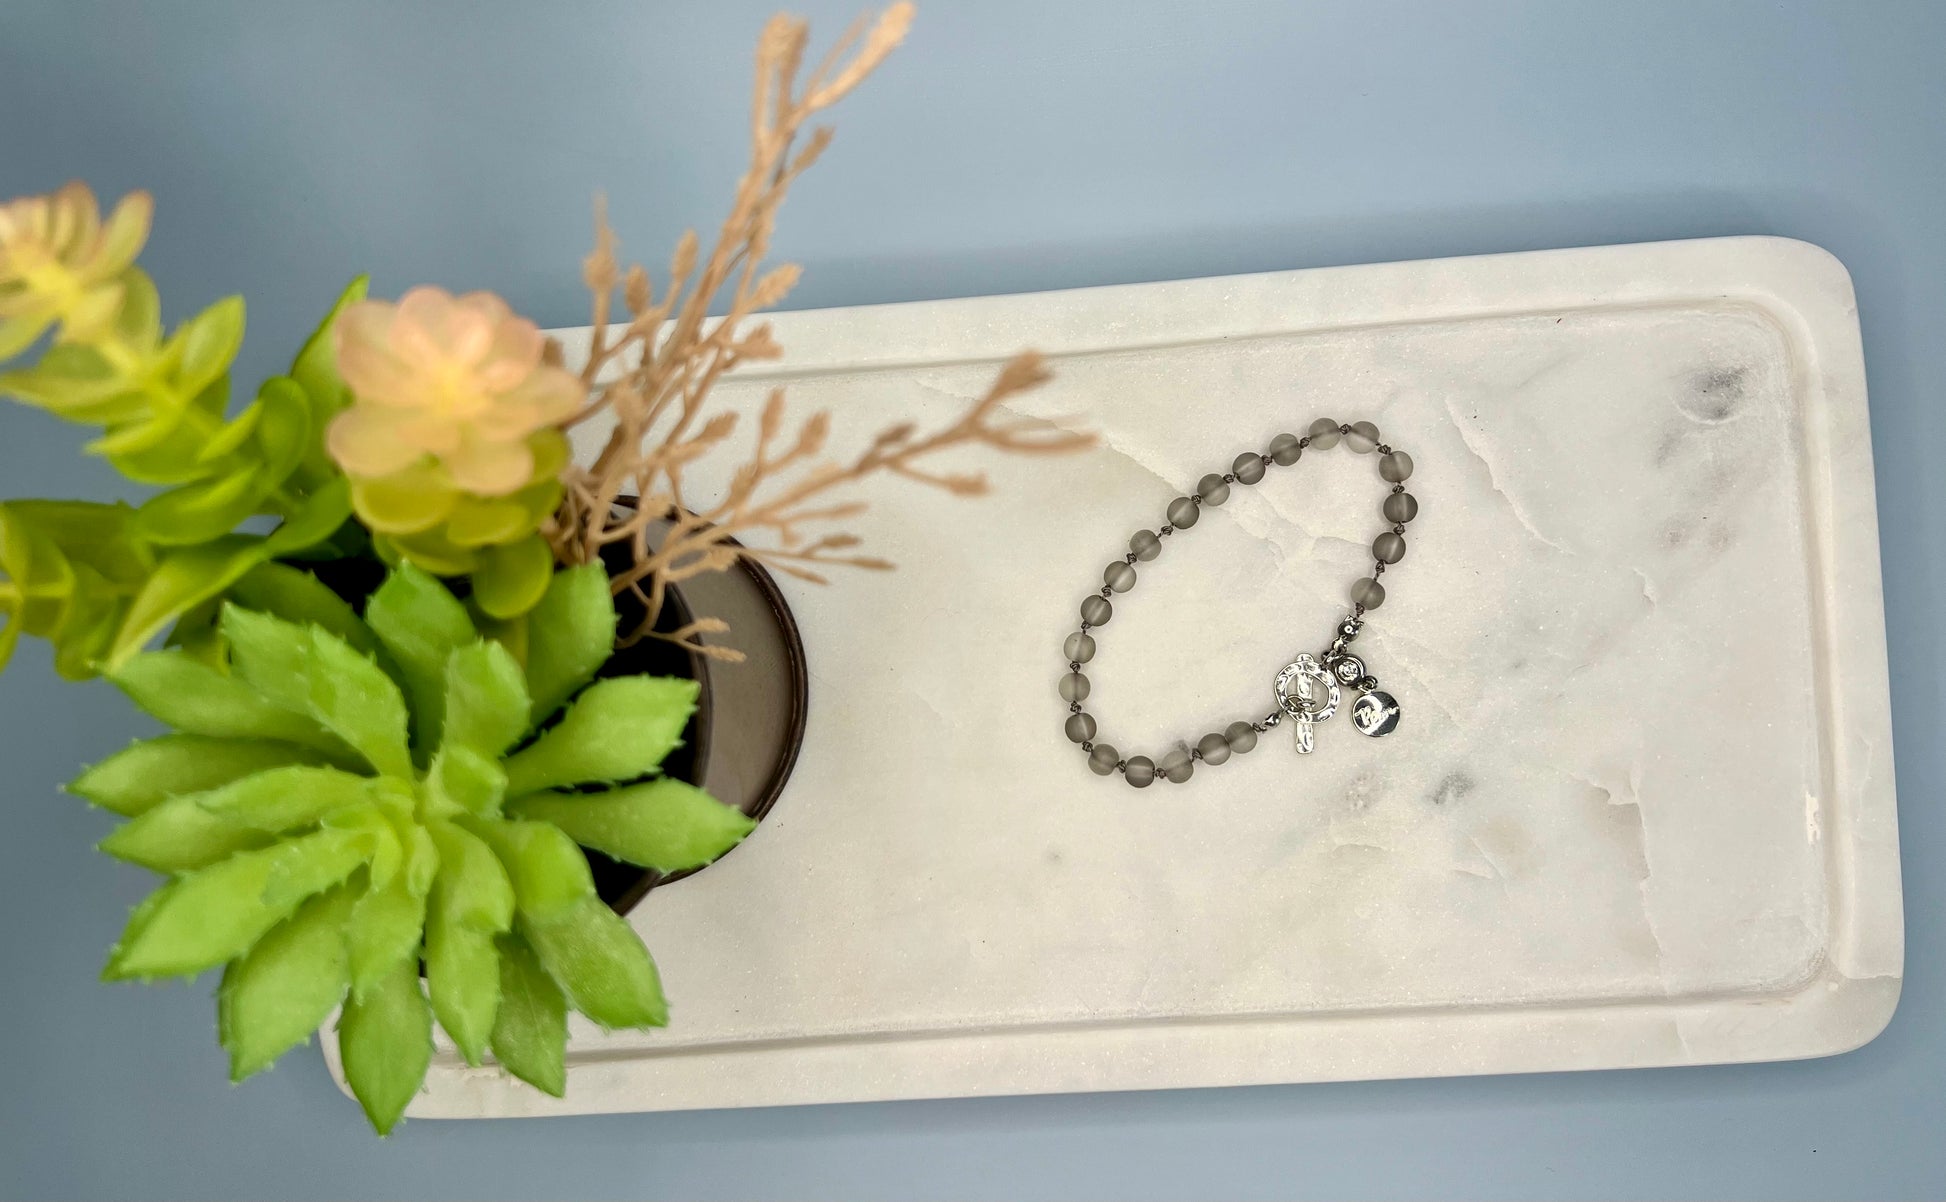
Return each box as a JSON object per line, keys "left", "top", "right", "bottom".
{"left": 1190, "top": 747, "right": 1204, "bottom": 760}
{"left": 1260, "top": 453, "right": 1273, "bottom": 465}
{"left": 1358, "top": 675, "right": 1379, "bottom": 691}
{"left": 1069, "top": 700, "right": 1083, "bottom": 713}
{"left": 1391, "top": 483, "right": 1405, "bottom": 494}
{"left": 1223, "top": 473, "right": 1236, "bottom": 484}
{"left": 1372, "top": 562, "right": 1386, "bottom": 576}
{"left": 1339, "top": 423, "right": 1352, "bottom": 434}
{"left": 1297, "top": 437, "right": 1311, "bottom": 448}
{"left": 1190, "top": 494, "right": 1202, "bottom": 504}
{"left": 1392, "top": 523, "right": 1407, "bottom": 535}
{"left": 1081, "top": 740, "right": 1094, "bottom": 752}
{"left": 1100, "top": 585, "right": 1114, "bottom": 597}
{"left": 1116, "top": 760, "right": 1128, "bottom": 772}
{"left": 1069, "top": 660, "right": 1081, "bottom": 672}
{"left": 1125, "top": 552, "right": 1139, "bottom": 564}
{"left": 1377, "top": 444, "right": 1392, "bottom": 455}
{"left": 1159, "top": 525, "right": 1174, "bottom": 535}
{"left": 1080, "top": 622, "right": 1092, "bottom": 632}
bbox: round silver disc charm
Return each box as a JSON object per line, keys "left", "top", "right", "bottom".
{"left": 1351, "top": 690, "right": 1401, "bottom": 737}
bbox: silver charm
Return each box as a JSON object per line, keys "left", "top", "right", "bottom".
{"left": 1352, "top": 690, "right": 1400, "bottom": 737}
{"left": 1328, "top": 653, "right": 1367, "bottom": 686}
{"left": 1274, "top": 653, "right": 1339, "bottom": 755}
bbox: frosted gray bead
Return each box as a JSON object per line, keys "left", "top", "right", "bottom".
{"left": 1065, "top": 712, "right": 1097, "bottom": 743}
{"left": 1225, "top": 721, "right": 1258, "bottom": 754}
{"left": 1160, "top": 746, "right": 1194, "bottom": 784}
{"left": 1124, "top": 756, "right": 1156, "bottom": 787}
{"left": 1197, "top": 474, "right": 1230, "bottom": 506}
{"left": 1306, "top": 418, "right": 1342, "bottom": 449}
{"left": 1351, "top": 577, "right": 1386, "bottom": 609}
{"left": 1064, "top": 631, "right": 1096, "bottom": 663}
{"left": 1130, "top": 529, "right": 1162, "bottom": 561}
{"left": 1080, "top": 595, "right": 1112, "bottom": 626}
{"left": 1232, "top": 453, "right": 1266, "bottom": 485}
{"left": 1374, "top": 532, "right": 1406, "bottom": 564}
{"left": 1384, "top": 491, "right": 1419, "bottom": 524}
{"left": 1268, "top": 432, "right": 1303, "bottom": 466}
{"left": 1197, "top": 732, "right": 1232, "bottom": 765}
{"left": 1346, "top": 421, "right": 1381, "bottom": 453}
{"left": 1379, "top": 450, "right": 1414, "bottom": 482}
{"left": 1104, "top": 561, "right": 1137, "bottom": 592}
{"left": 1167, "top": 497, "right": 1200, "bottom": 529}
{"left": 1059, "top": 671, "right": 1090, "bottom": 702}
{"left": 1088, "top": 742, "right": 1120, "bottom": 775}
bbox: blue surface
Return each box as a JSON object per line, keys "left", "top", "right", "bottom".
{"left": 2, "top": 1, "right": 1942, "bottom": 1197}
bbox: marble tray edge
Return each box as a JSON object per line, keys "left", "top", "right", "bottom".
{"left": 333, "top": 235, "right": 1904, "bottom": 1119}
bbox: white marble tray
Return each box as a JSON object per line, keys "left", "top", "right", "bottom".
{"left": 343, "top": 237, "right": 1903, "bottom": 1118}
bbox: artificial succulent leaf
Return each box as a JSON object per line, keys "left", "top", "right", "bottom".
{"left": 443, "top": 497, "right": 531, "bottom": 549}
{"left": 0, "top": 342, "right": 145, "bottom": 424}
{"left": 3, "top": 500, "right": 151, "bottom": 588}
{"left": 522, "top": 563, "right": 614, "bottom": 725}
{"left": 132, "top": 466, "right": 269, "bottom": 547}
{"left": 337, "top": 956, "right": 432, "bottom": 1136}
{"left": 427, "top": 745, "right": 506, "bottom": 817}
{"left": 218, "top": 603, "right": 311, "bottom": 713}
{"left": 364, "top": 562, "right": 475, "bottom": 755}
{"left": 251, "top": 377, "right": 312, "bottom": 483}
{"left": 501, "top": 676, "right": 698, "bottom": 798}
{"left": 523, "top": 899, "right": 668, "bottom": 1029}
{"left": 441, "top": 640, "right": 531, "bottom": 759}
{"left": 0, "top": 311, "right": 52, "bottom": 362}
{"left": 305, "top": 628, "right": 413, "bottom": 779}
{"left": 290, "top": 277, "right": 367, "bottom": 424}
{"left": 173, "top": 295, "right": 245, "bottom": 398}
{"left": 47, "top": 562, "right": 128, "bottom": 680}
{"left": 228, "top": 560, "right": 376, "bottom": 654}
{"left": 98, "top": 793, "right": 266, "bottom": 873}
{"left": 115, "top": 267, "right": 163, "bottom": 351}
{"left": 110, "top": 649, "right": 346, "bottom": 753}
{"left": 469, "top": 534, "right": 553, "bottom": 620}
{"left": 463, "top": 818, "right": 595, "bottom": 924}
{"left": 508, "top": 779, "right": 756, "bottom": 875}
{"left": 106, "top": 536, "right": 269, "bottom": 671}
{"left": 426, "top": 919, "right": 500, "bottom": 1068}
{"left": 194, "top": 398, "right": 262, "bottom": 463}
{"left": 351, "top": 467, "right": 456, "bottom": 536}
{"left": 92, "top": 388, "right": 228, "bottom": 483}
{"left": 345, "top": 873, "right": 425, "bottom": 998}
{"left": 104, "top": 827, "right": 369, "bottom": 980}
{"left": 262, "top": 476, "right": 353, "bottom": 559}
{"left": 427, "top": 823, "right": 515, "bottom": 931}
{"left": 426, "top": 821, "right": 513, "bottom": 1066}
{"left": 69, "top": 735, "right": 332, "bottom": 818}
{"left": 489, "top": 932, "right": 567, "bottom": 1097}
{"left": 191, "top": 764, "right": 376, "bottom": 833}
{"left": 0, "top": 618, "right": 19, "bottom": 675}
{"left": 218, "top": 885, "right": 355, "bottom": 1081}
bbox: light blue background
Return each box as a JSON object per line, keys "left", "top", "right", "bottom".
{"left": 2, "top": 2, "right": 1941, "bottom": 1197}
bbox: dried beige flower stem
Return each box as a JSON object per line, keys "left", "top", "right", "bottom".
{"left": 556, "top": 4, "right": 1093, "bottom": 654}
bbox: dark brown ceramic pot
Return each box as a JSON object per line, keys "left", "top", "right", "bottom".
{"left": 590, "top": 514, "right": 808, "bottom": 914}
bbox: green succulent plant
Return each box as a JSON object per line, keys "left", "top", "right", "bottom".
{"left": 70, "top": 559, "right": 756, "bottom": 1133}
{"left": 0, "top": 269, "right": 368, "bottom": 680}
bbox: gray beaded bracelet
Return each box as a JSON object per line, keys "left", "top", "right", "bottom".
{"left": 1062, "top": 418, "right": 1417, "bottom": 786}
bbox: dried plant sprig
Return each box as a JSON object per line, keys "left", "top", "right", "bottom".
{"left": 553, "top": 4, "right": 1094, "bottom": 649}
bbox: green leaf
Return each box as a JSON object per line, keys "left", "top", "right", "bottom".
{"left": 441, "top": 640, "right": 531, "bottom": 759}
{"left": 364, "top": 562, "right": 476, "bottom": 755}
{"left": 337, "top": 955, "right": 432, "bottom": 1136}
{"left": 305, "top": 628, "right": 413, "bottom": 779}
{"left": 133, "top": 466, "right": 270, "bottom": 547}
{"left": 290, "top": 277, "right": 367, "bottom": 458}
{"left": 426, "top": 745, "right": 506, "bottom": 817}
{"left": 0, "top": 342, "right": 146, "bottom": 425}
{"left": 523, "top": 563, "right": 615, "bottom": 724}
{"left": 219, "top": 604, "right": 312, "bottom": 713}
{"left": 228, "top": 561, "right": 375, "bottom": 654}
{"left": 262, "top": 476, "right": 353, "bottom": 558}
{"left": 508, "top": 779, "right": 756, "bottom": 874}
{"left": 99, "top": 794, "right": 265, "bottom": 873}
{"left": 0, "top": 311, "right": 52, "bottom": 362}
{"left": 489, "top": 932, "right": 567, "bottom": 1097}
{"left": 68, "top": 734, "right": 332, "bottom": 818}
{"left": 104, "top": 827, "right": 370, "bottom": 980}
{"left": 470, "top": 534, "right": 554, "bottom": 620}
{"left": 109, "top": 650, "right": 344, "bottom": 753}
{"left": 93, "top": 377, "right": 228, "bottom": 483}
{"left": 464, "top": 818, "right": 595, "bottom": 923}
{"left": 425, "top": 823, "right": 513, "bottom": 1065}
{"left": 4, "top": 499, "right": 151, "bottom": 588}
{"left": 251, "top": 376, "right": 312, "bottom": 486}
{"left": 116, "top": 269, "right": 162, "bottom": 351}
{"left": 106, "top": 536, "right": 268, "bottom": 670}
{"left": 345, "top": 874, "right": 425, "bottom": 998}
{"left": 174, "top": 295, "right": 245, "bottom": 398}
{"left": 192, "top": 764, "right": 376, "bottom": 833}
{"left": 524, "top": 898, "right": 668, "bottom": 1029}
{"left": 218, "top": 885, "right": 355, "bottom": 1081}
{"left": 502, "top": 676, "right": 698, "bottom": 798}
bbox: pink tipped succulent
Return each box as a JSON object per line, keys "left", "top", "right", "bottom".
{"left": 328, "top": 286, "right": 581, "bottom": 497}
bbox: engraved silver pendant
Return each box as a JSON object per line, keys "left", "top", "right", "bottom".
{"left": 1274, "top": 653, "right": 1339, "bottom": 754}
{"left": 1351, "top": 690, "right": 1400, "bottom": 738}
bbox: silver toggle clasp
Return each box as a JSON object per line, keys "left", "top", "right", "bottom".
{"left": 1273, "top": 653, "right": 1339, "bottom": 754}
